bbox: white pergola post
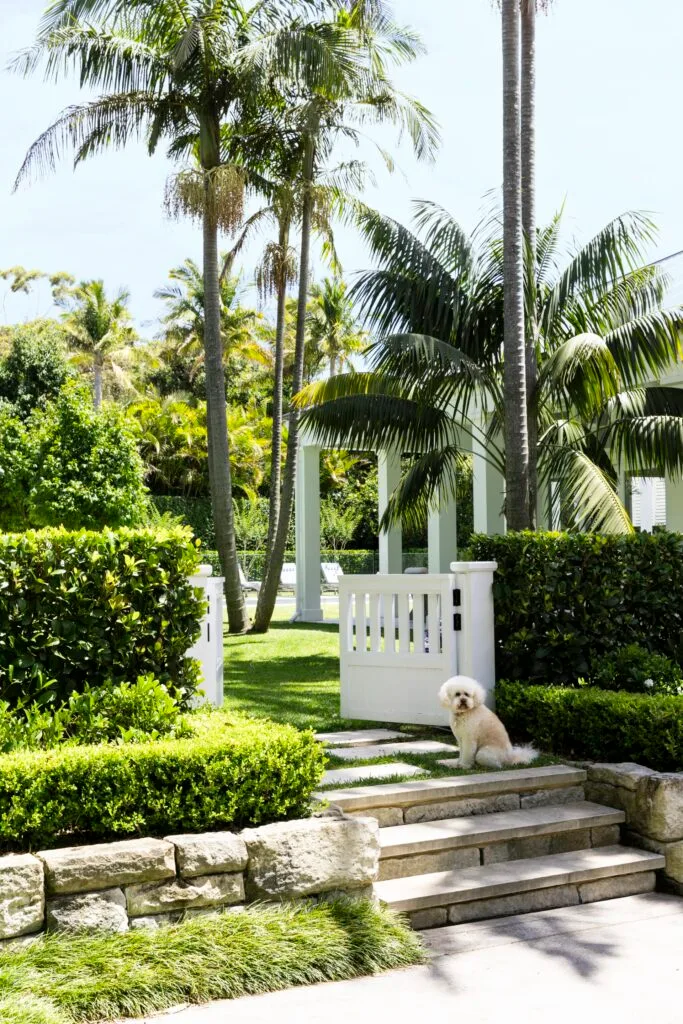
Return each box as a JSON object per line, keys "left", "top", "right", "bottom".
{"left": 428, "top": 491, "right": 458, "bottom": 572}
{"left": 378, "top": 449, "right": 402, "bottom": 573}
{"left": 472, "top": 439, "right": 506, "bottom": 535}
{"left": 295, "top": 440, "right": 323, "bottom": 622}
{"left": 666, "top": 476, "right": 683, "bottom": 532}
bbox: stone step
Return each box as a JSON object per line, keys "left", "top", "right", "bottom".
{"left": 321, "top": 763, "right": 428, "bottom": 788}
{"left": 377, "top": 801, "right": 624, "bottom": 880}
{"left": 317, "top": 764, "right": 586, "bottom": 827}
{"left": 327, "top": 740, "right": 457, "bottom": 762}
{"left": 314, "top": 729, "right": 407, "bottom": 748}
{"left": 374, "top": 846, "right": 665, "bottom": 929}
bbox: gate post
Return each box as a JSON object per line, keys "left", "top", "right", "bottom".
{"left": 188, "top": 565, "right": 224, "bottom": 707}
{"left": 450, "top": 560, "right": 498, "bottom": 708}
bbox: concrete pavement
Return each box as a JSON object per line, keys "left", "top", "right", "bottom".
{"left": 129, "top": 893, "right": 683, "bottom": 1024}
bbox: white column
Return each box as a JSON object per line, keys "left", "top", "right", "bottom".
{"left": 451, "top": 560, "right": 498, "bottom": 709}
{"left": 187, "top": 565, "right": 224, "bottom": 707}
{"left": 295, "top": 441, "right": 323, "bottom": 622}
{"left": 378, "top": 449, "right": 402, "bottom": 573}
{"left": 472, "top": 439, "right": 506, "bottom": 535}
{"left": 428, "top": 490, "right": 458, "bottom": 572}
{"left": 666, "top": 475, "right": 683, "bottom": 532}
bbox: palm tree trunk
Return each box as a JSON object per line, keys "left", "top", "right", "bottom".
{"left": 93, "top": 356, "right": 103, "bottom": 409}
{"left": 329, "top": 354, "right": 337, "bottom": 377}
{"left": 522, "top": 0, "right": 539, "bottom": 529}
{"left": 502, "top": 0, "right": 531, "bottom": 531}
{"left": 264, "top": 216, "right": 290, "bottom": 561}
{"left": 253, "top": 140, "right": 315, "bottom": 632}
{"left": 202, "top": 172, "right": 249, "bottom": 633}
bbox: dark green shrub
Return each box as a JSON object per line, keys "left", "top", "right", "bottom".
{"left": 0, "top": 716, "right": 325, "bottom": 849}
{"left": 151, "top": 495, "right": 216, "bottom": 547}
{"left": 466, "top": 531, "right": 683, "bottom": 683}
{"left": 0, "top": 526, "right": 202, "bottom": 706}
{"left": 497, "top": 679, "right": 683, "bottom": 772}
{"left": 589, "top": 644, "right": 683, "bottom": 695}
{"left": 0, "top": 322, "right": 74, "bottom": 419}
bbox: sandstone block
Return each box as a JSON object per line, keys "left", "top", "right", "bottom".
{"left": 0, "top": 854, "right": 44, "bottom": 940}
{"left": 40, "top": 838, "right": 176, "bottom": 895}
{"left": 624, "top": 830, "right": 683, "bottom": 884}
{"left": 165, "top": 832, "right": 248, "bottom": 879}
{"left": 519, "top": 786, "right": 585, "bottom": 809}
{"left": 46, "top": 888, "right": 128, "bottom": 933}
{"left": 591, "top": 825, "right": 621, "bottom": 847}
{"left": 409, "top": 907, "right": 448, "bottom": 930}
{"left": 379, "top": 846, "right": 479, "bottom": 881}
{"left": 633, "top": 774, "right": 683, "bottom": 841}
{"left": 584, "top": 782, "right": 637, "bottom": 821}
{"left": 588, "top": 763, "right": 656, "bottom": 791}
{"left": 126, "top": 872, "right": 244, "bottom": 917}
{"left": 403, "top": 793, "right": 519, "bottom": 825}
{"left": 130, "top": 913, "right": 180, "bottom": 930}
{"left": 347, "top": 807, "right": 404, "bottom": 827}
{"left": 447, "top": 884, "right": 580, "bottom": 924}
{"left": 578, "top": 871, "right": 656, "bottom": 903}
{"left": 482, "top": 830, "right": 590, "bottom": 865}
{"left": 243, "top": 816, "right": 380, "bottom": 899}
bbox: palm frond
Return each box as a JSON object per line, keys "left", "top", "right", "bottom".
{"left": 381, "top": 445, "right": 467, "bottom": 532}
{"left": 542, "top": 445, "right": 633, "bottom": 534}
{"left": 538, "top": 332, "right": 621, "bottom": 418}
{"left": 603, "top": 309, "right": 683, "bottom": 387}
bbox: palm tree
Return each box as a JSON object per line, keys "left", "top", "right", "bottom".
{"left": 298, "top": 202, "right": 683, "bottom": 535}
{"left": 502, "top": 0, "right": 530, "bottom": 529}
{"left": 58, "top": 279, "right": 136, "bottom": 408}
{"left": 13, "top": 0, "right": 362, "bottom": 633}
{"left": 306, "top": 277, "right": 367, "bottom": 377}
{"left": 250, "top": 8, "right": 440, "bottom": 632}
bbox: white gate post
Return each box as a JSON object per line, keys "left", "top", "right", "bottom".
{"left": 187, "top": 565, "right": 224, "bottom": 707}
{"left": 295, "top": 440, "right": 324, "bottom": 622}
{"left": 451, "top": 560, "right": 498, "bottom": 708}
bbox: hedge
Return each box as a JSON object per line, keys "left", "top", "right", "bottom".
{"left": 467, "top": 531, "right": 683, "bottom": 683}
{"left": 0, "top": 526, "right": 203, "bottom": 706}
{"left": 497, "top": 679, "right": 683, "bottom": 772}
{"left": 151, "top": 495, "right": 216, "bottom": 548}
{"left": 0, "top": 716, "right": 326, "bottom": 850}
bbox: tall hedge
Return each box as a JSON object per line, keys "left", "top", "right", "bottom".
{"left": 467, "top": 531, "right": 683, "bottom": 683}
{"left": 0, "top": 718, "right": 325, "bottom": 850}
{"left": 0, "top": 526, "right": 202, "bottom": 705}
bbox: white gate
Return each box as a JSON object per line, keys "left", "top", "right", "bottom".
{"left": 338, "top": 562, "right": 497, "bottom": 726}
{"left": 187, "top": 565, "right": 224, "bottom": 707}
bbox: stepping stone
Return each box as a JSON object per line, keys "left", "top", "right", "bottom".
{"left": 320, "top": 763, "right": 428, "bottom": 788}
{"left": 315, "top": 729, "right": 406, "bottom": 748}
{"left": 328, "top": 740, "right": 457, "bottom": 762}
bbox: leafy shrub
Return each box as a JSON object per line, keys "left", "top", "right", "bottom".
{"left": 588, "top": 644, "right": 683, "bottom": 696}
{"left": 0, "top": 676, "right": 191, "bottom": 753}
{"left": 0, "top": 322, "right": 74, "bottom": 419}
{"left": 466, "top": 531, "right": 683, "bottom": 683}
{"left": 0, "top": 526, "right": 202, "bottom": 706}
{"left": 151, "top": 495, "right": 216, "bottom": 547}
{"left": 497, "top": 679, "right": 683, "bottom": 772}
{"left": 0, "top": 716, "right": 325, "bottom": 849}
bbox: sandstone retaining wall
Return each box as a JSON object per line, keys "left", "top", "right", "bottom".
{"left": 0, "top": 815, "right": 380, "bottom": 942}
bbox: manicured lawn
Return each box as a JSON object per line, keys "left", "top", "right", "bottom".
{"left": 0, "top": 900, "right": 424, "bottom": 1024}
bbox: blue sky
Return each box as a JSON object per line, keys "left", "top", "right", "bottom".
{"left": 1, "top": 0, "right": 682, "bottom": 331}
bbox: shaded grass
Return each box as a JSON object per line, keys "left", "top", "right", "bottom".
{"left": 0, "top": 900, "right": 425, "bottom": 1024}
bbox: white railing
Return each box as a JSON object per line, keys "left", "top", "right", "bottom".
{"left": 338, "top": 562, "right": 497, "bottom": 726}
{"left": 187, "top": 565, "right": 224, "bottom": 707}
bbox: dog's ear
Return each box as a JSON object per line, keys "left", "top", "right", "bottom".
{"left": 471, "top": 682, "right": 487, "bottom": 706}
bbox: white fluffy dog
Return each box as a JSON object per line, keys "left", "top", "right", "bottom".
{"left": 439, "top": 675, "right": 537, "bottom": 770}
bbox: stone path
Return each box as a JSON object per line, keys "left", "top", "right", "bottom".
{"left": 128, "top": 893, "right": 683, "bottom": 1023}
{"left": 320, "top": 763, "right": 428, "bottom": 787}
{"left": 315, "top": 729, "right": 406, "bottom": 747}
{"left": 328, "top": 740, "right": 457, "bottom": 762}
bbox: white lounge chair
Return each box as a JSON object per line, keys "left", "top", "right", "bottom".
{"left": 238, "top": 563, "right": 261, "bottom": 593}
{"left": 321, "top": 561, "right": 344, "bottom": 591}
{"left": 280, "top": 562, "right": 297, "bottom": 590}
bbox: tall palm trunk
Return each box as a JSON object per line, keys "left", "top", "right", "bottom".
{"left": 202, "top": 172, "right": 248, "bottom": 633}
{"left": 93, "top": 354, "right": 103, "bottom": 409}
{"left": 502, "top": 0, "right": 531, "bottom": 530}
{"left": 264, "top": 215, "right": 290, "bottom": 560}
{"left": 522, "top": 0, "right": 538, "bottom": 528}
{"left": 253, "top": 140, "right": 315, "bottom": 632}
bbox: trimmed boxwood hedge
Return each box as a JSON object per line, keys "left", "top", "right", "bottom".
{"left": 497, "top": 679, "right": 683, "bottom": 772}
{"left": 467, "top": 531, "right": 683, "bottom": 683}
{"left": 0, "top": 526, "right": 203, "bottom": 705}
{"left": 0, "top": 717, "right": 326, "bottom": 850}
